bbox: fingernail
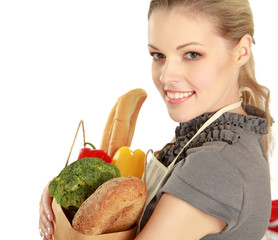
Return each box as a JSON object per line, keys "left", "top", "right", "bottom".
{"left": 39, "top": 228, "right": 43, "bottom": 237}
{"left": 47, "top": 214, "right": 51, "bottom": 221}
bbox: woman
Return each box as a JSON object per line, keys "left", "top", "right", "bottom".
{"left": 39, "top": 0, "right": 273, "bottom": 239}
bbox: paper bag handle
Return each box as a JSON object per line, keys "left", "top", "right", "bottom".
{"left": 65, "top": 120, "right": 86, "bottom": 168}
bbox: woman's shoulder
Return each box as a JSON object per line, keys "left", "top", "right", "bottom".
{"left": 185, "top": 133, "right": 269, "bottom": 182}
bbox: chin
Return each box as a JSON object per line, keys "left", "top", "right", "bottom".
{"left": 168, "top": 110, "right": 197, "bottom": 123}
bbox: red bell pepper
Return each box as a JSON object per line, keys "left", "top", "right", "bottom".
{"left": 77, "top": 142, "right": 112, "bottom": 163}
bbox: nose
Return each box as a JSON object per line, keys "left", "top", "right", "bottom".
{"left": 159, "top": 58, "right": 184, "bottom": 84}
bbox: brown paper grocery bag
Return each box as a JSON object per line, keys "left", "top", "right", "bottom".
{"left": 50, "top": 120, "right": 144, "bottom": 240}
{"left": 51, "top": 199, "right": 136, "bottom": 240}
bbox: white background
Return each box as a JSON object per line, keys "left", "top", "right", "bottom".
{"left": 0, "top": 1, "right": 277, "bottom": 239}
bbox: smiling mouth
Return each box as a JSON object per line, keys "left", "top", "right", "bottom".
{"left": 166, "top": 91, "right": 195, "bottom": 99}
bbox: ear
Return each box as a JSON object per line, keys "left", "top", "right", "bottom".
{"left": 233, "top": 34, "right": 252, "bottom": 66}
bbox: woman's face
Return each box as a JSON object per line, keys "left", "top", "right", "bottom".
{"left": 148, "top": 9, "right": 241, "bottom": 122}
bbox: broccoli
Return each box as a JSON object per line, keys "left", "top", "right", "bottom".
{"left": 49, "top": 157, "right": 120, "bottom": 211}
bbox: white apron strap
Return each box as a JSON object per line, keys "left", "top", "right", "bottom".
{"left": 168, "top": 100, "right": 242, "bottom": 168}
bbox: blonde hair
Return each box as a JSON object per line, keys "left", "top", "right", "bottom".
{"left": 148, "top": 0, "right": 272, "bottom": 155}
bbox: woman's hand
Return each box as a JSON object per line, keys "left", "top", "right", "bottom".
{"left": 39, "top": 182, "right": 54, "bottom": 239}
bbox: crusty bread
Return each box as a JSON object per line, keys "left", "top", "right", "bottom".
{"left": 72, "top": 176, "right": 147, "bottom": 235}
{"left": 99, "top": 88, "right": 147, "bottom": 158}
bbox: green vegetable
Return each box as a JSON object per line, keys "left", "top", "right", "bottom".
{"left": 49, "top": 157, "right": 120, "bottom": 211}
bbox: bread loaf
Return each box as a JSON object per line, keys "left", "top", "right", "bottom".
{"left": 72, "top": 176, "right": 147, "bottom": 235}
{"left": 99, "top": 88, "right": 147, "bottom": 158}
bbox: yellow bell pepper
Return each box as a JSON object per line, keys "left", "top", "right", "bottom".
{"left": 111, "top": 146, "right": 145, "bottom": 179}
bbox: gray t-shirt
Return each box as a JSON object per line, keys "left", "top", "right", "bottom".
{"left": 140, "top": 104, "right": 271, "bottom": 239}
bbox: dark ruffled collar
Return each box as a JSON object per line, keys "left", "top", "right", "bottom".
{"left": 158, "top": 104, "right": 268, "bottom": 167}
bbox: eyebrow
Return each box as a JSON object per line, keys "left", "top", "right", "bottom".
{"left": 148, "top": 41, "right": 204, "bottom": 51}
{"left": 176, "top": 42, "right": 204, "bottom": 50}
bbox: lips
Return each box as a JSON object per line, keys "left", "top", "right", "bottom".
{"left": 165, "top": 90, "right": 195, "bottom": 104}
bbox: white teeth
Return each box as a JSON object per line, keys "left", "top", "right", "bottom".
{"left": 167, "top": 91, "right": 194, "bottom": 99}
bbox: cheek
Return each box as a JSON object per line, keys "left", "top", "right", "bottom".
{"left": 189, "top": 67, "right": 215, "bottom": 88}
{"left": 189, "top": 61, "right": 229, "bottom": 89}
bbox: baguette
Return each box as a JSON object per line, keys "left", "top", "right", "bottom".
{"left": 72, "top": 176, "right": 147, "bottom": 235}
{"left": 100, "top": 88, "right": 147, "bottom": 158}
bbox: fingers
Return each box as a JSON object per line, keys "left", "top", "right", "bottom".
{"left": 40, "top": 183, "right": 54, "bottom": 220}
{"left": 39, "top": 181, "right": 54, "bottom": 239}
{"left": 39, "top": 211, "right": 53, "bottom": 239}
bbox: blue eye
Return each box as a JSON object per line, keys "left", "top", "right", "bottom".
{"left": 150, "top": 52, "right": 165, "bottom": 61}
{"left": 184, "top": 52, "right": 201, "bottom": 60}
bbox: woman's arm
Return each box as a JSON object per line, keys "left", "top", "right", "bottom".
{"left": 136, "top": 193, "right": 227, "bottom": 240}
